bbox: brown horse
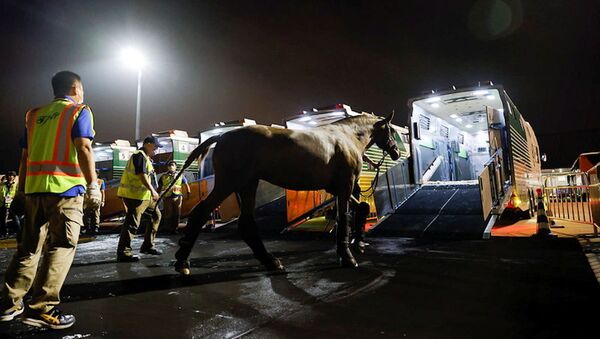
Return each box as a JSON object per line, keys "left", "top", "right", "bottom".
{"left": 166, "top": 112, "right": 400, "bottom": 275}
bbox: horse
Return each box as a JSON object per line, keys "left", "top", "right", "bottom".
{"left": 164, "top": 111, "right": 400, "bottom": 275}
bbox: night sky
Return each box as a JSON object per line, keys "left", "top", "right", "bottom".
{"left": 0, "top": 0, "right": 598, "bottom": 172}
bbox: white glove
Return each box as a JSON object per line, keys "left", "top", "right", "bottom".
{"left": 85, "top": 182, "right": 102, "bottom": 207}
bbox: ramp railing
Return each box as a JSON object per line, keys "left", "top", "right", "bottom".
{"left": 479, "top": 148, "right": 506, "bottom": 219}
{"left": 587, "top": 163, "right": 600, "bottom": 236}
{"left": 543, "top": 171, "right": 598, "bottom": 236}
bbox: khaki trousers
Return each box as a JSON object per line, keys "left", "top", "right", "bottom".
{"left": 1, "top": 195, "right": 83, "bottom": 313}
{"left": 117, "top": 198, "right": 161, "bottom": 257}
{"left": 161, "top": 195, "right": 182, "bottom": 233}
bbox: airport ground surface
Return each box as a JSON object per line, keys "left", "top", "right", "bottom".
{"left": 0, "top": 219, "right": 598, "bottom": 339}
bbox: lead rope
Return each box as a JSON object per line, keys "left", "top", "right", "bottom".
{"left": 359, "top": 152, "right": 388, "bottom": 199}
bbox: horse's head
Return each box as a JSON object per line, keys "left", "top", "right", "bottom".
{"left": 372, "top": 111, "right": 400, "bottom": 161}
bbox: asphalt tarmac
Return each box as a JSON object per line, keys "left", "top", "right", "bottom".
{"left": 0, "top": 230, "right": 598, "bottom": 338}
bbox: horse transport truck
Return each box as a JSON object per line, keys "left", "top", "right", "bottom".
{"left": 370, "top": 82, "right": 542, "bottom": 239}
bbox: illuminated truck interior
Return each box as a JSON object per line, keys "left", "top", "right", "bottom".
{"left": 411, "top": 89, "right": 504, "bottom": 184}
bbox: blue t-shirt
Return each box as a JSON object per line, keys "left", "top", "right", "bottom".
{"left": 21, "top": 96, "right": 95, "bottom": 196}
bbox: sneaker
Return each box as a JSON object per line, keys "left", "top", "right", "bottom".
{"left": 22, "top": 307, "right": 75, "bottom": 329}
{"left": 117, "top": 254, "right": 140, "bottom": 262}
{"left": 0, "top": 301, "right": 24, "bottom": 321}
{"left": 140, "top": 248, "right": 162, "bottom": 255}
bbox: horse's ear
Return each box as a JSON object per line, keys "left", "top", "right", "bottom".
{"left": 384, "top": 110, "right": 395, "bottom": 123}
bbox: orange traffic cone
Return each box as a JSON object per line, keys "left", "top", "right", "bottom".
{"left": 534, "top": 188, "right": 556, "bottom": 238}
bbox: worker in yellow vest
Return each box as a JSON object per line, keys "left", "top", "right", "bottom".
{"left": 83, "top": 170, "right": 105, "bottom": 234}
{"left": 0, "top": 71, "right": 101, "bottom": 329}
{"left": 158, "top": 160, "right": 191, "bottom": 234}
{"left": 116, "top": 136, "right": 163, "bottom": 262}
{"left": 0, "top": 171, "right": 19, "bottom": 238}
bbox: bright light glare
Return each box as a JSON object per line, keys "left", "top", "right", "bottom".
{"left": 425, "top": 96, "right": 441, "bottom": 103}
{"left": 455, "top": 118, "right": 463, "bottom": 122}
{"left": 466, "top": 124, "right": 473, "bottom": 128}
{"left": 298, "top": 116, "right": 312, "bottom": 122}
{"left": 486, "top": 95, "right": 495, "bottom": 100}
{"left": 120, "top": 48, "right": 147, "bottom": 70}
{"left": 308, "top": 121, "right": 318, "bottom": 125}
{"left": 450, "top": 114, "right": 458, "bottom": 118}
{"left": 473, "top": 90, "right": 488, "bottom": 96}
{"left": 430, "top": 103, "right": 440, "bottom": 108}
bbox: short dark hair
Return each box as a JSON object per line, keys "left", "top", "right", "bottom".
{"left": 51, "top": 71, "right": 81, "bottom": 97}
{"left": 167, "top": 160, "right": 177, "bottom": 166}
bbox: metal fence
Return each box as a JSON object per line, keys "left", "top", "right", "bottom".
{"left": 542, "top": 171, "right": 599, "bottom": 236}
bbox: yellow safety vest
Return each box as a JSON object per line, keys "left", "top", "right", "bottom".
{"left": 117, "top": 150, "right": 154, "bottom": 200}
{"left": 25, "top": 99, "right": 92, "bottom": 194}
{"left": 0, "top": 181, "right": 17, "bottom": 208}
{"left": 161, "top": 172, "right": 183, "bottom": 197}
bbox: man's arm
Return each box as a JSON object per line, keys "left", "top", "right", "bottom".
{"left": 157, "top": 175, "right": 164, "bottom": 192}
{"left": 100, "top": 181, "right": 106, "bottom": 205}
{"left": 139, "top": 173, "right": 159, "bottom": 200}
{"left": 17, "top": 149, "right": 27, "bottom": 192}
{"left": 74, "top": 137, "right": 97, "bottom": 185}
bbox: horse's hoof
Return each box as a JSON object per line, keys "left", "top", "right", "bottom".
{"left": 352, "top": 241, "right": 367, "bottom": 254}
{"left": 339, "top": 256, "right": 359, "bottom": 268}
{"left": 264, "top": 258, "right": 285, "bottom": 271}
{"left": 174, "top": 261, "right": 191, "bottom": 276}
{"left": 178, "top": 267, "right": 191, "bottom": 276}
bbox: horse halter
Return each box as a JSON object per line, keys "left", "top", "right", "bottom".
{"left": 376, "top": 122, "right": 399, "bottom": 157}
{"left": 359, "top": 123, "right": 397, "bottom": 198}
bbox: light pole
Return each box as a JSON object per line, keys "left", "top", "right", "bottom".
{"left": 120, "top": 48, "right": 147, "bottom": 141}
{"left": 135, "top": 68, "right": 142, "bottom": 141}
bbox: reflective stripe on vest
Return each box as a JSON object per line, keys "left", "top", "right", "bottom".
{"left": 25, "top": 100, "right": 89, "bottom": 194}
{"left": 161, "top": 173, "right": 183, "bottom": 197}
{"left": 117, "top": 150, "right": 154, "bottom": 200}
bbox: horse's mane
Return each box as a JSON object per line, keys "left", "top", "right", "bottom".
{"left": 331, "top": 113, "right": 381, "bottom": 126}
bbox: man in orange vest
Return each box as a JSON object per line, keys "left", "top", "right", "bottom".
{"left": 0, "top": 71, "right": 101, "bottom": 329}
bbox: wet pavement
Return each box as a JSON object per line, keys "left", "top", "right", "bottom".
{"left": 0, "top": 229, "right": 599, "bottom": 338}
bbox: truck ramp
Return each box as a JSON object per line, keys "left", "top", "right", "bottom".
{"left": 369, "top": 183, "right": 488, "bottom": 239}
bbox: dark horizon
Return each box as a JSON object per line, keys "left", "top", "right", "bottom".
{"left": 1, "top": 0, "right": 598, "bottom": 172}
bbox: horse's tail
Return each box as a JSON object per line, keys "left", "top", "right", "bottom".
{"left": 157, "top": 135, "right": 221, "bottom": 203}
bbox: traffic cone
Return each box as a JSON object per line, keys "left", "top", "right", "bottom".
{"left": 534, "top": 188, "right": 556, "bottom": 238}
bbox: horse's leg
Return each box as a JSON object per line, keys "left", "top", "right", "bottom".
{"left": 337, "top": 193, "right": 359, "bottom": 268}
{"left": 174, "top": 183, "right": 233, "bottom": 275}
{"left": 238, "top": 181, "right": 284, "bottom": 271}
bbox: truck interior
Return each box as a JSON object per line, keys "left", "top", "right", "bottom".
{"left": 410, "top": 89, "right": 505, "bottom": 185}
